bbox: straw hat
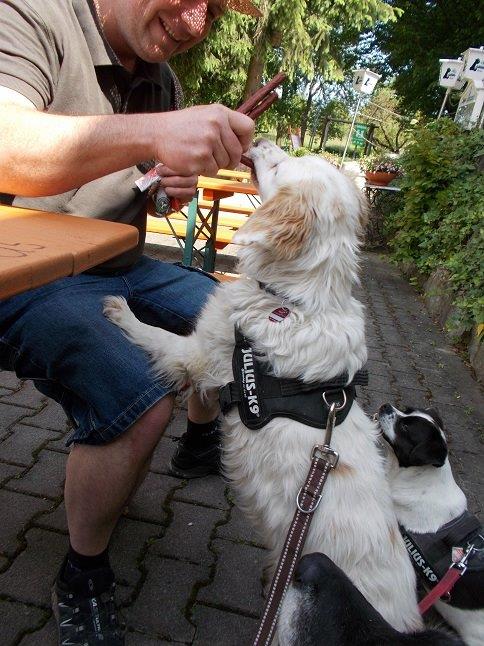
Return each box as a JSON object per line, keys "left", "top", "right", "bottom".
{"left": 225, "top": 0, "right": 263, "bottom": 17}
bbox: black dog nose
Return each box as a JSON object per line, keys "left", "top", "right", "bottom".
{"left": 294, "top": 553, "right": 332, "bottom": 586}
{"left": 379, "top": 403, "right": 393, "bottom": 416}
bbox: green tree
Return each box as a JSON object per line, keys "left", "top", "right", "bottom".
{"left": 172, "top": 0, "right": 399, "bottom": 110}
{"left": 375, "top": 0, "right": 484, "bottom": 117}
{"left": 359, "top": 86, "right": 416, "bottom": 153}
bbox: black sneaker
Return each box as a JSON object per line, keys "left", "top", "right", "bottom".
{"left": 53, "top": 563, "right": 125, "bottom": 645}
{"left": 169, "top": 425, "right": 221, "bottom": 479}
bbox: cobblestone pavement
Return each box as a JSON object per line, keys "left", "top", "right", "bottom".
{"left": 0, "top": 252, "right": 482, "bottom": 645}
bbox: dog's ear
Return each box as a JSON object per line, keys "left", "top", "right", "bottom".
{"left": 232, "top": 183, "right": 316, "bottom": 261}
{"left": 408, "top": 436, "right": 447, "bottom": 468}
{"left": 425, "top": 407, "right": 444, "bottom": 430}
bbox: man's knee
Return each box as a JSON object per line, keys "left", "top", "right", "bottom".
{"left": 116, "top": 394, "right": 175, "bottom": 463}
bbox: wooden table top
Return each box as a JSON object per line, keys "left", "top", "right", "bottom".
{"left": 0, "top": 205, "right": 138, "bottom": 300}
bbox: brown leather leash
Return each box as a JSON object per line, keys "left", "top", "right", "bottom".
{"left": 252, "top": 391, "right": 347, "bottom": 646}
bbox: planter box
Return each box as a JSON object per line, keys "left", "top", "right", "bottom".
{"left": 365, "top": 171, "right": 397, "bottom": 186}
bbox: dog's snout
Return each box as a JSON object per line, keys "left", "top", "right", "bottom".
{"left": 294, "top": 553, "right": 331, "bottom": 588}
{"left": 379, "top": 403, "right": 394, "bottom": 416}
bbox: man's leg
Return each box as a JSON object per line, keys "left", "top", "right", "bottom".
{"left": 65, "top": 396, "right": 173, "bottom": 555}
{"left": 125, "top": 259, "right": 222, "bottom": 478}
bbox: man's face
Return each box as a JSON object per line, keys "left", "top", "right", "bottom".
{"left": 112, "top": 0, "right": 226, "bottom": 65}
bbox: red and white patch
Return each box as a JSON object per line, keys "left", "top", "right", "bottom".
{"left": 269, "top": 307, "right": 290, "bottom": 323}
{"left": 452, "top": 546, "right": 465, "bottom": 563}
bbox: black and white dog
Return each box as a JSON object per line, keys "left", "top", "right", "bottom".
{"left": 278, "top": 552, "right": 464, "bottom": 645}
{"left": 377, "top": 404, "right": 484, "bottom": 646}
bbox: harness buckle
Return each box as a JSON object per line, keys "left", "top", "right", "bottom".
{"left": 311, "top": 444, "right": 340, "bottom": 468}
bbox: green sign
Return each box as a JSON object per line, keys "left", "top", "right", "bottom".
{"left": 352, "top": 123, "right": 368, "bottom": 147}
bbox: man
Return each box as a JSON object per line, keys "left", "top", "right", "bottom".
{"left": 0, "top": 1, "right": 260, "bottom": 643}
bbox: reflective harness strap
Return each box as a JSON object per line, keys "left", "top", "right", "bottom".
{"left": 252, "top": 402, "right": 341, "bottom": 646}
{"left": 219, "top": 328, "right": 368, "bottom": 429}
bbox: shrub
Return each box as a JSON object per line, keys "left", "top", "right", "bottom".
{"left": 386, "top": 118, "right": 484, "bottom": 332}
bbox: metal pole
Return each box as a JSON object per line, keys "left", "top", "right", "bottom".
{"left": 340, "top": 93, "right": 362, "bottom": 168}
{"left": 437, "top": 87, "right": 451, "bottom": 119}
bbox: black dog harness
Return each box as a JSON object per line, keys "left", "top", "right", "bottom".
{"left": 219, "top": 329, "right": 368, "bottom": 430}
{"left": 401, "top": 510, "right": 484, "bottom": 609}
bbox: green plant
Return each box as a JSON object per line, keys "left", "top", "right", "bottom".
{"left": 386, "top": 118, "right": 484, "bottom": 332}
{"left": 360, "top": 153, "right": 401, "bottom": 174}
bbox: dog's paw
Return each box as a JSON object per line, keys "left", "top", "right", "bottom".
{"left": 103, "top": 296, "right": 130, "bottom": 325}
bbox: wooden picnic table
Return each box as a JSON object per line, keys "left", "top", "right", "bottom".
{"left": 182, "top": 175, "right": 259, "bottom": 272}
{"left": 0, "top": 205, "right": 138, "bottom": 300}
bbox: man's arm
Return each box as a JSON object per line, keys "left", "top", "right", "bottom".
{"left": 0, "top": 87, "right": 254, "bottom": 197}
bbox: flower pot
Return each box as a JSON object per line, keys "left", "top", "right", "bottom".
{"left": 365, "top": 171, "right": 397, "bottom": 186}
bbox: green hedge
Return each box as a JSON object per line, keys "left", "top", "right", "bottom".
{"left": 386, "top": 119, "right": 484, "bottom": 332}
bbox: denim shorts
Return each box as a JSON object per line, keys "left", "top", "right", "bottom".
{"left": 0, "top": 257, "right": 217, "bottom": 445}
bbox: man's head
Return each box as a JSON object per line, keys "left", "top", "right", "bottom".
{"left": 95, "top": 0, "right": 261, "bottom": 69}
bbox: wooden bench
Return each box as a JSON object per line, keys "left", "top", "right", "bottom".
{"left": 146, "top": 215, "right": 236, "bottom": 248}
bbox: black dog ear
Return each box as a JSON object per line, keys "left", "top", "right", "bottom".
{"left": 425, "top": 407, "right": 444, "bottom": 430}
{"left": 408, "top": 438, "right": 447, "bottom": 467}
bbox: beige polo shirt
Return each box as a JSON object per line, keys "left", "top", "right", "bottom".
{"left": 0, "top": 0, "right": 180, "bottom": 271}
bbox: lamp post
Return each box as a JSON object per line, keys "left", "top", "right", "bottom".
{"left": 340, "top": 69, "right": 381, "bottom": 168}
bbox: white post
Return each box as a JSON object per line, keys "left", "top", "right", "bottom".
{"left": 340, "top": 93, "right": 362, "bottom": 168}
{"left": 437, "top": 87, "right": 451, "bottom": 119}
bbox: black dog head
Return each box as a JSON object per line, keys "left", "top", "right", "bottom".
{"left": 377, "top": 404, "right": 447, "bottom": 468}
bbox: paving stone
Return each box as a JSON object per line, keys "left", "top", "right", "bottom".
{"left": 46, "top": 435, "right": 70, "bottom": 454}
{"left": 19, "top": 617, "right": 57, "bottom": 646}
{"left": 34, "top": 501, "right": 67, "bottom": 533}
{"left": 192, "top": 604, "right": 260, "bottom": 645}
{"left": 0, "top": 424, "right": 60, "bottom": 466}
{"left": 150, "top": 501, "right": 224, "bottom": 564}
{"left": 111, "top": 517, "right": 163, "bottom": 587}
{"left": 128, "top": 555, "right": 206, "bottom": 642}
{"left": 166, "top": 407, "right": 188, "bottom": 439}
{"left": 0, "top": 461, "right": 25, "bottom": 483}
{"left": 127, "top": 472, "right": 180, "bottom": 524}
{"left": 216, "top": 505, "right": 264, "bottom": 547}
{"left": 7, "top": 449, "right": 66, "bottom": 499}
{"left": 21, "top": 400, "right": 69, "bottom": 433}
{"left": 1, "top": 380, "right": 47, "bottom": 409}
{"left": 0, "top": 371, "right": 22, "bottom": 390}
{"left": 1, "top": 599, "right": 47, "bottom": 645}
{"left": 0, "top": 402, "right": 36, "bottom": 438}
{"left": 395, "top": 388, "right": 431, "bottom": 409}
{"left": 198, "top": 539, "right": 265, "bottom": 616}
{"left": 0, "top": 528, "right": 67, "bottom": 606}
{"left": 149, "top": 436, "right": 177, "bottom": 474}
{"left": 0, "top": 489, "right": 52, "bottom": 556}
{"left": 126, "top": 633, "right": 177, "bottom": 645}
{"left": 174, "top": 475, "right": 229, "bottom": 511}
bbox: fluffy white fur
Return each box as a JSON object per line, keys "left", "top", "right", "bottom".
{"left": 104, "top": 140, "right": 421, "bottom": 637}
{"left": 379, "top": 406, "right": 484, "bottom": 646}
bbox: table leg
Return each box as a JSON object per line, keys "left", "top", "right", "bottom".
{"left": 183, "top": 193, "right": 199, "bottom": 266}
{"left": 202, "top": 199, "right": 220, "bottom": 273}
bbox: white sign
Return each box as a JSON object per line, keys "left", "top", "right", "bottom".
{"left": 439, "top": 59, "right": 465, "bottom": 88}
{"left": 454, "top": 79, "right": 484, "bottom": 129}
{"left": 352, "top": 69, "right": 381, "bottom": 95}
{"left": 461, "top": 47, "right": 484, "bottom": 82}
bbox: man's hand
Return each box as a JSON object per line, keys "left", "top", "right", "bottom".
{"left": 152, "top": 104, "right": 254, "bottom": 177}
{"left": 153, "top": 164, "right": 198, "bottom": 204}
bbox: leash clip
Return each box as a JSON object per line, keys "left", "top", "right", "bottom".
{"left": 451, "top": 542, "right": 475, "bottom": 576}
